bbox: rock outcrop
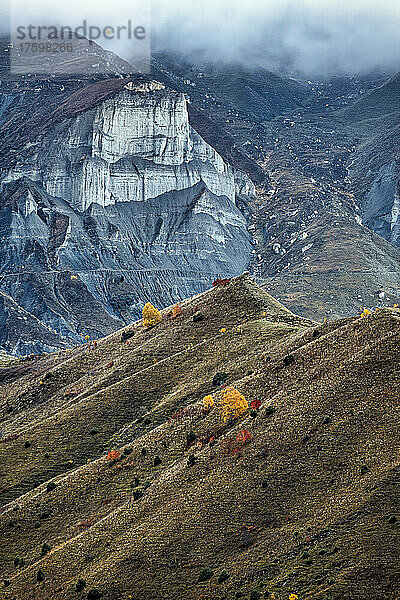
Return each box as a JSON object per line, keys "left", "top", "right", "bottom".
{"left": 363, "top": 161, "right": 400, "bottom": 246}
{"left": 0, "top": 78, "right": 254, "bottom": 354}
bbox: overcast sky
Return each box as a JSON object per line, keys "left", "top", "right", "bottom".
{"left": 2, "top": 0, "right": 400, "bottom": 76}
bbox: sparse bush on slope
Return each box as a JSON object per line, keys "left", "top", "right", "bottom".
{"left": 142, "top": 303, "right": 162, "bottom": 328}
{"left": 202, "top": 387, "right": 248, "bottom": 422}
{"left": 219, "top": 387, "right": 248, "bottom": 422}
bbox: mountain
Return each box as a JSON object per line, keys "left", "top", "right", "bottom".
{"left": 0, "top": 40, "right": 399, "bottom": 354}
{"left": 0, "top": 290, "right": 69, "bottom": 356}
{"left": 0, "top": 275, "right": 399, "bottom": 599}
{"left": 151, "top": 57, "right": 400, "bottom": 319}
{"left": 151, "top": 53, "right": 312, "bottom": 121}
{"left": 0, "top": 39, "right": 255, "bottom": 354}
{"left": 337, "top": 73, "right": 400, "bottom": 246}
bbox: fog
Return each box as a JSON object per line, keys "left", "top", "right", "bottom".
{"left": 151, "top": 0, "right": 400, "bottom": 76}
{"left": 2, "top": 0, "right": 400, "bottom": 77}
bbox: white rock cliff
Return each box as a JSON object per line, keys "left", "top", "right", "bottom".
{"left": 0, "top": 82, "right": 254, "bottom": 354}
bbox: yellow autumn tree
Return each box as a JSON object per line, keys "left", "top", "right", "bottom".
{"left": 142, "top": 303, "right": 162, "bottom": 328}
{"left": 203, "top": 395, "right": 215, "bottom": 411}
{"left": 219, "top": 387, "right": 248, "bottom": 422}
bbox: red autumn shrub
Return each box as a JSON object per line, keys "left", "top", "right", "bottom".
{"left": 250, "top": 399, "right": 261, "bottom": 410}
{"left": 169, "top": 406, "right": 201, "bottom": 424}
{"left": 220, "top": 437, "right": 236, "bottom": 455}
{"left": 236, "top": 429, "right": 252, "bottom": 446}
{"left": 78, "top": 518, "right": 96, "bottom": 529}
{"left": 171, "top": 304, "right": 182, "bottom": 319}
{"left": 0, "top": 433, "right": 21, "bottom": 444}
{"left": 212, "top": 278, "right": 231, "bottom": 287}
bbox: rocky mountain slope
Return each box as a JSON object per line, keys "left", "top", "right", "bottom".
{"left": 338, "top": 73, "right": 400, "bottom": 246}
{"left": 151, "top": 57, "right": 400, "bottom": 319}
{"left": 1, "top": 39, "right": 399, "bottom": 354}
{"left": 0, "top": 39, "right": 257, "bottom": 355}
{"left": 0, "top": 275, "right": 399, "bottom": 600}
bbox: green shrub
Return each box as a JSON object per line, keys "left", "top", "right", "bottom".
{"left": 87, "top": 589, "right": 102, "bottom": 600}
{"left": 283, "top": 355, "right": 294, "bottom": 366}
{"left": 37, "top": 569, "right": 45, "bottom": 582}
{"left": 250, "top": 591, "right": 261, "bottom": 600}
{"left": 186, "top": 431, "right": 196, "bottom": 444}
{"left": 123, "top": 447, "right": 133, "bottom": 456}
{"left": 4, "top": 579, "right": 10, "bottom": 587}
{"left": 14, "top": 557, "right": 25, "bottom": 567}
{"left": 76, "top": 579, "right": 86, "bottom": 592}
{"left": 89, "top": 429, "right": 99, "bottom": 436}
{"left": 187, "top": 454, "right": 196, "bottom": 467}
{"left": 153, "top": 456, "right": 162, "bottom": 467}
{"left": 24, "top": 441, "right": 31, "bottom": 448}
{"left": 41, "top": 543, "right": 51, "bottom": 556}
{"left": 264, "top": 406, "right": 275, "bottom": 416}
{"left": 84, "top": 554, "right": 94, "bottom": 563}
{"left": 133, "top": 490, "right": 143, "bottom": 501}
{"left": 33, "top": 521, "right": 41, "bottom": 529}
{"left": 46, "top": 481, "right": 56, "bottom": 492}
{"left": 213, "top": 372, "right": 227, "bottom": 386}
{"left": 193, "top": 311, "right": 205, "bottom": 323}
{"left": 141, "top": 447, "right": 147, "bottom": 456}
{"left": 198, "top": 568, "right": 214, "bottom": 582}
{"left": 218, "top": 570, "right": 230, "bottom": 583}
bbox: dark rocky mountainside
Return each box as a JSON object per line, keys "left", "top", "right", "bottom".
{"left": 0, "top": 39, "right": 257, "bottom": 354}
{"left": 151, "top": 56, "right": 399, "bottom": 314}
{"left": 338, "top": 73, "right": 400, "bottom": 246}
{"left": 0, "top": 39, "right": 399, "bottom": 354}
{"left": 0, "top": 275, "right": 399, "bottom": 599}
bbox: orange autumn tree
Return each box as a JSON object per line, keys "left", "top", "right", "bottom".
{"left": 142, "top": 303, "right": 162, "bottom": 328}
{"left": 106, "top": 450, "right": 121, "bottom": 462}
{"left": 171, "top": 304, "right": 182, "bottom": 319}
{"left": 219, "top": 387, "right": 248, "bottom": 422}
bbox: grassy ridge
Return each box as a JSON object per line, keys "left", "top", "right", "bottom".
{"left": 0, "top": 275, "right": 399, "bottom": 600}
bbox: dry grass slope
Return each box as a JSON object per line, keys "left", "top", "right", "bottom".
{"left": 0, "top": 274, "right": 399, "bottom": 600}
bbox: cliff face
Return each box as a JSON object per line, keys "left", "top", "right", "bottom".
{"left": 341, "top": 73, "right": 400, "bottom": 247}
{"left": 363, "top": 161, "right": 400, "bottom": 246}
{"left": 0, "top": 81, "right": 254, "bottom": 354}
{"left": 2, "top": 85, "right": 238, "bottom": 209}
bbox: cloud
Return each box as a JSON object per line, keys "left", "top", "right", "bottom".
{"left": 2, "top": 0, "right": 400, "bottom": 76}
{"left": 150, "top": 0, "right": 400, "bottom": 76}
